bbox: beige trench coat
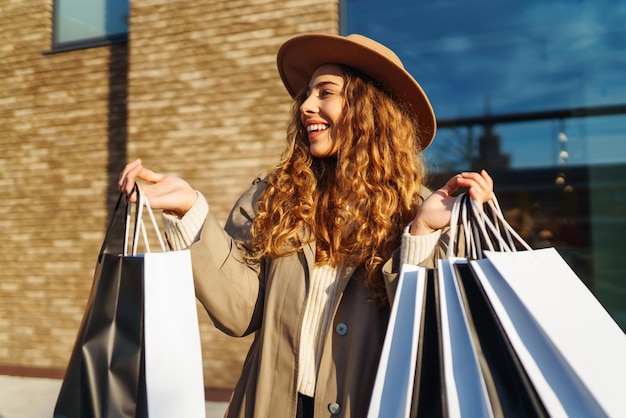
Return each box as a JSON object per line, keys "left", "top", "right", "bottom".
{"left": 189, "top": 179, "right": 453, "bottom": 418}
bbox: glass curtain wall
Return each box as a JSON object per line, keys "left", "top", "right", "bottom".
{"left": 342, "top": 0, "right": 626, "bottom": 329}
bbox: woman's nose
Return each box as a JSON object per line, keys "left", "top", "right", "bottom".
{"left": 300, "top": 94, "right": 317, "bottom": 115}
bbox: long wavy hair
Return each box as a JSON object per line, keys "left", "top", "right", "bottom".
{"left": 245, "top": 65, "right": 427, "bottom": 307}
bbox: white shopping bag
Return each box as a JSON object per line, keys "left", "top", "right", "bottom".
{"left": 438, "top": 258, "right": 493, "bottom": 418}
{"left": 131, "top": 186, "right": 206, "bottom": 418}
{"left": 457, "top": 193, "right": 626, "bottom": 417}
{"left": 367, "top": 264, "right": 427, "bottom": 418}
{"left": 471, "top": 248, "right": 626, "bottom": 418}
{"left": 435, "top": 195, "right": 494, "bottom": 417}
{"left": 143, "top": 250, "right": 206, "bottom": 418}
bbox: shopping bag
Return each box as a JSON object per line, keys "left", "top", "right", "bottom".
{"left": 437, "top": 195, "right": 546, "bottom": 418}
{"left": 54, "top": 186, "right": 206, "bottom": 418}
{"left": 143, "top": 251, "right": 206, "bottom": 418}
{"left": 367, "top": 264, "right": 429, "bottom": 418}
{"left": 450, "top": 261, "right": 548, "bottom": 417}
{"left": 436, "top": 258, "right": 493, "bottom": 417}
{"left": 54, "top": 193, "right": 146, "bottom": 418}
{"left": 462, "top": 194, "right": 626, "bottom": 417}
{"left": 369, "top": 195, "right": 521, "bottom": 418}
{"left": 409, "top": 268, "right": 444, "bottom": 418}
{"left": 368, "top": 266, "right": 447, "bottom": 418}
{"left": 470, "top": 249, "right": 626, "bottom": 417}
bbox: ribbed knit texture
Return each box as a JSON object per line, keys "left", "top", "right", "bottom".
{"left": 162, "top": 192, "right": 208, "bottom": 250}
{"left": 297, "top": 263, "right": 344, "bottom": 396}
{"left": 400, "top": 225, "right": 442, "bottom": 265}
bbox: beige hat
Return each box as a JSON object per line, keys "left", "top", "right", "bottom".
{"left": 277, "top": 33, "right": 436, "bottom": 150}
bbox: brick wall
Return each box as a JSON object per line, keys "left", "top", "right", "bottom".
{"left": 0, "top": 0, "right": 338, "bottom": 392}
{"left": 0, "top": 0, "right": 123, "bottom": 371}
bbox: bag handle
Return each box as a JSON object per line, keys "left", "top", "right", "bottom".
{"left": 123, "top": 184, "right": 167, "bottom": 256}
{"left": 479, "top": 196, "right": 532, "bottom": 252}
{"left": 448, "top": 193, "right": 493, "bottom": 259}
{"left": 467, "top": 194, "right": 533, "bottom": 257}
{"left": 446, "top": 193, "right": 467, "bottom": 258}
{"left": 97, "top": 192, "right": 127, "bottom": 262}
{"left": 447, "top": 192, "right": 532, "bottom": 260}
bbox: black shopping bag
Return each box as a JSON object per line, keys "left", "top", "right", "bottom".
{"left": 54, "top": 194, "right": 148, "bottom": 418}
{"left": 452, "top": 261, "right": 547, "bottom": 417}
{"left": 410, "top": 268, "right": 444, "bottom": 418}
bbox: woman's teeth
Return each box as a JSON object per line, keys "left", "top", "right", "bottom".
{"left": 307, "top": 124, "right": 328, "bottom": 133}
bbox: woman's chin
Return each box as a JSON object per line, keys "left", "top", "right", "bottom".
{"left": 309, "top": 145, "right": 338, "bottom": 159}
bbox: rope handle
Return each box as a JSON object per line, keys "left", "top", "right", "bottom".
{"left": 446, "top": 192, "right": 532, "bottom": 259}
{"left": 123, "top": 184, "right": 166, "bottom": 256}
{"left": 98, "top": 184, "right": 167, "bottom": 260}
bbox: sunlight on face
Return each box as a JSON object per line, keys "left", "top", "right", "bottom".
{"left": 300, "top": 64, "right": 345, "bottom": 158}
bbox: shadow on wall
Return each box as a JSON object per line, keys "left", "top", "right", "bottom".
{"left": 105, "top": 42, "right": 128, "bottom": 250}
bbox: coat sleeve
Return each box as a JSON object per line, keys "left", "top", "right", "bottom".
{"left": 189, "top": 178, "right": 268, "bottom": 337}
{"left": 381, "top": 185, "right": 470, "bottom": 306}
{"left": 381, "top": 227, "right": 450, "bottom": 306}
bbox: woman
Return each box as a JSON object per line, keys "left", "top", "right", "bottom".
{"left": 119, "top": 33, "right": 493, "bottom": 418}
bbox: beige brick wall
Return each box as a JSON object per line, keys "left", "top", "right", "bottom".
{"left": 0, "top": 0, "right": 123, "bottom": 370}
{"left": 0, "top": 0, "right": 338, "bottom": 392}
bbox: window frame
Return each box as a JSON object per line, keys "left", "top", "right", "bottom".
{"left": 48, "top": 0, "right": 129, "bottom": 53}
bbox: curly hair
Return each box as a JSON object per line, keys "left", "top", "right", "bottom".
{"left": 245, "top": 65, "right": 427, "bottom": 307}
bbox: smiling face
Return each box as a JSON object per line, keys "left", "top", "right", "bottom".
{"left": 300, "top": 64, "right": 346, "bottom": 158}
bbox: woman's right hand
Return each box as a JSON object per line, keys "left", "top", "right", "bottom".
{"left": 118, "top": 159, "right": 198, "bottom": 217}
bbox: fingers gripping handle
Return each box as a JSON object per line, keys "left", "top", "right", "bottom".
{"left": 123, "top": 184, "right": 167, "bottom": 256}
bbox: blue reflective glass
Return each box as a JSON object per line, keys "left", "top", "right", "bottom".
{"left": 343, "top": 0, "right": 626, "bottom": 168}
{"left": 343, "top": 0, "right": 626, "bottom": 329}
{"left": 53, "top": 0, "right": 129, "bottom": 47}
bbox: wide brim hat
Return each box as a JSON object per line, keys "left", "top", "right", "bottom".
{"left": 277, "top": 33, "right": 436, "bottom": 151}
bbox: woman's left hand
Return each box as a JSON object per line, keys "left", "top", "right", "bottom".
{"left": 410, "top": 170, "right": 494, "bottom": 235}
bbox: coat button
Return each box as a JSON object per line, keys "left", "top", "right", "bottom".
{"left": 335, "top": 322, "right": 348, "bottom": 336}
{"left": 328, "top": 402, "right": 341, "bottom": 415}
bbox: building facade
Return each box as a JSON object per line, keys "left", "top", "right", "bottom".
{"left": 0, "top": 0, "right": 338, "bottom": 394}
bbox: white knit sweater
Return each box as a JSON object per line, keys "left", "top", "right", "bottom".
{"left": 162, "top": 193, "right": 442, "bottom": 397}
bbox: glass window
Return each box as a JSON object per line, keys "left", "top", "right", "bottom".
{"left": 342, "top": 0, "right": 626, "bottom": 329}
{"left": 52, "top": 0, "right": 129, "bottom": 51}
